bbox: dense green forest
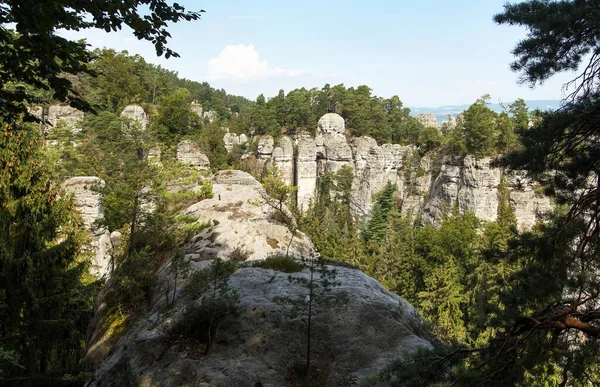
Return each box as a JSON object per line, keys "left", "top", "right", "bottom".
{"left": 1, "top": 0, "right": 600, "bottom": 385}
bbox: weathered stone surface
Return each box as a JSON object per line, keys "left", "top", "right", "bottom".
{"left": 296, "top": 134, "right": 318, "bottom": 211}
{"left": 190, "top": 102, "right": 203, "bottom": 117}
{"left": 273, "top": 136, "right": 294, "bottom": 185}
{"left": 120, "top": 104, "right": 148, "bottom": 131}
{"left": 318, "top": 112, "right": 345, "bottom": 135}
{"left": 203, "top": 110, "right": 218, "bottom": 122}
{"left": 223, "top": 133, "right": 249, "bottom": 153}
{"left": 183, "top": 171, "right": 315, "bottom": 261}
{"left": 62, "top": 177, "right": 105, "bottom": 231}
{"left": 257, "top": 135, "right": 274, "bottom": 156}
{"left": 221, "top": 112, "right": 554, "bottom": 229}
{"left": 62, "top": 177, "right": 111, "bottom": 277}
{"left": 423, "top": 156, "right": 502, "bottom": 224}
{"left": 213, "top": 170, "right": 262, "bottom": 187}
{"left": 351, "top": 137, "right": 411, "bottom": 216}
{"left": 507, "top": 170, "right": 553, "bottom": 230}
{"left": 88, "top": 264, "right": 435, "bottom": 386}
{"left": 177, "top": 140, "right": 210, "bottom": 169}
{"left": 415, "top": 113, "right": 438, "bottom": 128}
{"left": 33, "top": 105, "right": 85, "bottom": 133}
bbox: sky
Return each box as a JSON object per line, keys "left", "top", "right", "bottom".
{"left": 59, "top": 0, "right": 579, "bottom": 107}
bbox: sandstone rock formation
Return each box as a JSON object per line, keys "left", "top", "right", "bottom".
{"left": 183, "top": 170, "right": 315, "bottom": 261}
{"left": 190, "top": 101, "right": 203, "bottom": 117}
{"left": 223, "top": 113, "right": 554, "bottom": 230}
{"left": 62, "top": 177, "right": 112, "bottom": 277}
{"left": 120, "top": 104, "right": 148, "bottom": 131}
{"left": 87, "top": 266, "right": 436, "bottom": 386}
{"left": 33, "top": 105, "right": 85, "bottom": 133}
{"left": 415, "top": 113, "right": 438, "bottom": 128}
{"left": 318, "top": 112, "right": 345, "bottom": 134}
{"left": 273, "top": 136, "right": 294, "bottom": 185}
{"left": 223, "top": 132, "right": 248, "bottom": 152}
{"left": 86, "top": 174, "right": 435, "bottom": 384}
{"left": 177, "top": 140, "right": 210, "bottom": 170}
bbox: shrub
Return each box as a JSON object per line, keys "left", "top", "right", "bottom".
{"left": 170, "top": 259, "right": 240, "bottom": 353}
{"left": 254, "top": 255, "right": 303, "bottom": 273}
{"left": 184, "top": 259, "right": 239, "bottom": 297}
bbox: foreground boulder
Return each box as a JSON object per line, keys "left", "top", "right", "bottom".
{"left": 87, "top": 265, "right": 435, "bottom": 386}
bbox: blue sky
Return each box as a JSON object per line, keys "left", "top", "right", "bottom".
{"left": 59, "top": 1, "right": 578, "bottom": 106}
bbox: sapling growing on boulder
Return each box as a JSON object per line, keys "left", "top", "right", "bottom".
{"left": 273, "top": 257, "right": 341, "bottom": 377}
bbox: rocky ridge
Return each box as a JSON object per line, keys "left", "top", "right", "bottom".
{"left": 85, "top": 171, "right": 436, "bottom": 386}
{"left": 236, "top": 113, "right": 553, "bottom": 230}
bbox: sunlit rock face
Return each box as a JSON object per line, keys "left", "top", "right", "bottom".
{"left": 273, "top": 136, "right": 294, "bottom": 185}
{"left": 120, "top": 104, "right": 148, "bottom": 131}
{"left": 86, "top": 171, "right": 436, "bottom": 385}
{"left": 415, "top": 113, "right": 438, "bottom": 128}
{"left": 223, "top": 113, "right": 554, "bottom": 230}
{"left": 62, "top": 177, "right": 112, "bottom": 277}
{"left": 318, "top": 112, "right": 345, "bottom": 135}
{"left": 177, "top": 140, "right": 210, "bottom": 170}
{"left": 32, "top": 105, "right": 85, "bottom": 134}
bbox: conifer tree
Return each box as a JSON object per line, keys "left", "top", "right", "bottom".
{"left": 0, "top": 121, "right": 92, "bottom": 383}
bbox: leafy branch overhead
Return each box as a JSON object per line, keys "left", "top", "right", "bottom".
{"left": 0, "top": 0, "right": 204, "bottom": 122}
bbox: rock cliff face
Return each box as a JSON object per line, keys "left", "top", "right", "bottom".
{"left": 86, "top": 171, "right": 436, "bottom": 386}
{"left": 177, "top": 140, "right": 211, "bottom": 170}
{"left": 120, "top": 104, "right": 148, "bottom": 131}
{"left": 33, "top": 105, "right": 85, "bottom": 133}
{"left": 62, "top": 177, "right": 112, "bottom": 277}
{"left": 229, "top": 113, "right": 553, "bottom": 230}
{"left": 415, "top": 113, "right": 438, "bottom": 128}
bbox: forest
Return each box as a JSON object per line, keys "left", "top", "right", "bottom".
{"left": 1, "top": 0, "right": 600, "bottom": 386}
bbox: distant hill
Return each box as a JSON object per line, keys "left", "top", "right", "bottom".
{"left": 410, "top": 100, "right": 562, "bottom": 124}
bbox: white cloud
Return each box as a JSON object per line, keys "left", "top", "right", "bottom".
{"left": 207, "top": 44, "right": 299, "bottom": 81}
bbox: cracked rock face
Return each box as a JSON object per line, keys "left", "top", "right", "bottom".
{"left": 223, "top": 113, "right": 554, "bottom": 230}
{"left": 88, "top": 267, "right": 435, "bottom": 386}
{"left": 120, "top": 104, "right": 148, "bottom": 131}
{"left": 62, "top": 177, "right": 112, "bottom": 278}
{"left": 318, "top": 112, "right": 345, "bottom": 135}
{"left": 177, "top": 140, "right": 210, "bottom": 170}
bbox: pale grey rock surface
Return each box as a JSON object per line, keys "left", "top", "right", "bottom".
{"left": 272, "top": 136, "right": 294, "bottom": 185}
{"left": 415, "top": 113, "right": 438, "bottom": 128}
{"left": 177, "top": 140, "right": 210, "bottom": 169}
{"left": 221, "top": 113, "right": 554, "bottom": 230}
{"left": 296, "top": 134, "right": 318, "bottom": 211}
{"left": 33, "top": 105, "right": 85, "bottom": 133}
{"left": 223, "top": 133, "right": 249, "bottom": 153}
{"left": 318, "top": 112, "right": 345, "bottom": 135}
{"left": 62, "top": 177, "right": 111, "bottom": 277}
{"left": 88, "top": 265, "right": 435, "bottom": 386}
{"left": 184, "top": 170, "right": 315, "bottom": 261}
{"left": 120, "top": 104, "right": 148, "bottom": 131}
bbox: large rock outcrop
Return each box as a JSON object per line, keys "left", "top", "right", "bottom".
{"left": 33, "top": 105, "right": 85, "bottom": 133}
{"left": 62, "top": 177, "right": 112, "bottom": 277}
{"left": 86, "top": 171, "right": 436, "bottom": 385}
{"left": 415, "top": 113, "right": 438, "bottom": 128}
{"left": 177, "top": 140, "right": 210, "bottom": 170}
{"left": 184, "top": 170, "right": 315, "bottom": 260}
{"left": 224, "top": 113, "right": 554, "bottom": 230}
{"left": 88, "top": 266, "right": 435, "bottom": 386}
{"left": 120, "top": 104, "right": 148, "bottom": 131}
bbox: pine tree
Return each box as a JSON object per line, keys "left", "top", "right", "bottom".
{"left": 0, "top": 121, "right": 92, "bottom": 383}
